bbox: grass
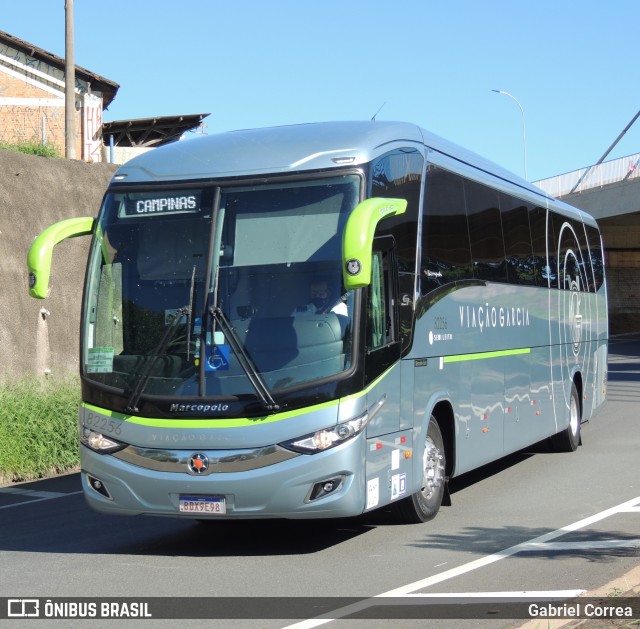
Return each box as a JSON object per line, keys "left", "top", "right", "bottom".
{"left": 0, "top": 139, "right": 60, "bottom": 158}
{"left": 0, "top": 376, "right": 80, "bottom": 483}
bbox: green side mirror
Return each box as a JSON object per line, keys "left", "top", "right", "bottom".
{"left": 27, "top": 216, "right": 95, "bottom": 299}
{"left": 342, "top": 197, "right": 407, "bottom": 289}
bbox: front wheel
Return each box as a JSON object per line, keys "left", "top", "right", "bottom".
{"left": 392, "top": 416, "right": 446, "bottom": 523}
{"left": 550, "top": 381, "right": 581, "bottom": 452}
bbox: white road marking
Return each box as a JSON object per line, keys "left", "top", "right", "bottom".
{"left": 401, "top": 590, "right": 585, "bottom": 597}
{"left": 0, "top": 487, "right": 83, "bottom": 510}
{"left": 0, "top": 487, "right": 69, "bottom": 498}
{"left": 381, "top": 495, "right": 640, "bottom": 597}
{"left": 519, "top": 540, "right": 640, "bottom": 551}
{"left": 283, "top": 495, "right": 640, "bottom": 629}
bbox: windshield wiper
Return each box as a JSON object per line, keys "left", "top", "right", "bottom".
{"left": 210, "top": 306, "right": 280, "bottom": 413}
{"left": 125, "top": 267, "right": 196, "bottom": 413}
{"left": 124, "top": 305, "right": 190, "bottom": 413}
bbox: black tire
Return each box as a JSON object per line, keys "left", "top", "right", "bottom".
{"left": 550, "top": 381, "right": 581, "bottom": 452}
{"left": 392, "top": 416, "right": 446, "bottom": 523}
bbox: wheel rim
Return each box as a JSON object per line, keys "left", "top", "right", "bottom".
{"left": 421, "top": 435, "right": 445, "bottom": 501}
{"left": 569, "top": 390, "right": 579, "bottom": 436}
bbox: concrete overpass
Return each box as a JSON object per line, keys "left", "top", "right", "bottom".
{"left": 534, "top": 154, "right": 640, "bottom": 335}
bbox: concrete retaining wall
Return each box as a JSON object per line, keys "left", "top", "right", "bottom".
{"left": 1, "top": 150, "right": 116, "bottom": 381}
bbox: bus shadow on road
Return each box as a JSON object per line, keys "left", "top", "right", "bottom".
{"left": 131, "top": 518, "right": 377, "bottom": 556}
{"left": 0, "top": 483, "right": 378, "bottom": 556}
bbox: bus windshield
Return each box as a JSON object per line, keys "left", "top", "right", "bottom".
{"left": 82, "top": 174, "right": 360, "bottom": 405}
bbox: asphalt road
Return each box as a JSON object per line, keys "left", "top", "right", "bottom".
{"left": 1, "top": 339, "right": 639, "bottom": 628}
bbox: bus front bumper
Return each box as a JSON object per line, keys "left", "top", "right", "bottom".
{"left": 80, "top": 437, "right": 367, "bottom": 519}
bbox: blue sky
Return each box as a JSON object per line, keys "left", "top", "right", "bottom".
{"left": 3, "top": 0, "right": 639, "bottom": 182}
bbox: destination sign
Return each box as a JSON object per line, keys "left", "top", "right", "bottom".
{"left": 122, "top": 192, "right": 201, "bottom": 217}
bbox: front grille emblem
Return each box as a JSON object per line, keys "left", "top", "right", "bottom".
{"left": 188, "top": 453, "right": 209, "bottom": 474}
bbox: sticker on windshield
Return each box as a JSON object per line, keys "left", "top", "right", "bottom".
{"left": 206, "top": 344, "right": 230, "bottom": 371}
{"left": 87, "top": 347, "right": 114, "bottom": 373}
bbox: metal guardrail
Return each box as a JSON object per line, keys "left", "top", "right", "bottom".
{"left": 534, "top": 152, "right": 640, "bottom": 198}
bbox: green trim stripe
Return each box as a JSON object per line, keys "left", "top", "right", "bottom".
{"left": 339, "top": 362, "right": 397, "bottom": 405}
{"left": 82, "top": 400, "right": 338, "bottom": 429}
{"left": 443, "top": 347, "right": 531, "bottom": 364}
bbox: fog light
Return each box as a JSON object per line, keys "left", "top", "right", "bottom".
{"left": 87, "top": 474, "right": 112, "bottom": 499}
{"left": 308, "top": 476, "right": 344, "bottom": 501}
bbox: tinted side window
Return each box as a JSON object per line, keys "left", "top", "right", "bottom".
{"left": 585, "top": 224, "right": 605, "bottom": 291}
{"left": 370, "top": 148, "right": 423, "bottom": 273}
{"left": 546, "top": 210, "right": 558, "bottom": 289}
{"left": 579, "top": 222, "right": 595, "bottom": 293}
{"left": 530, "top": 207, "right": 551, "bottom": 287}
{"left": 465, "top": 180, "right": 507, "bottom": 282}
{"left": 370, "top": 148, "right": 423, "bottom": 351}
{"left": 421, "top": 166, "right": 473, "bottom": 294}
{"left": 501, "top": 195, "right": 535, "bottom": 285}
{"left": 552, "top": 212, "right": 597, "bottom": 296}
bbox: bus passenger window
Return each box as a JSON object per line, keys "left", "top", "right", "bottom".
{"left": 585, "top": 224, "right": 605, "bottom": 291}
{"left": 530, "top": 207, "right": 551, "bottom": 287}
{"left": 502, "top": 196, "right": 535, "bottom": 286}
{"left": 465, "top": 180, "right": 507, "bottom": 283}
{"left": 422, "top": 166, "right": 473, "bottom": 295}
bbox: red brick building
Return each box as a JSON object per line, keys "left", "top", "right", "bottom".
{"left": 0, "top": 30, "right": 119, "bottom": 161}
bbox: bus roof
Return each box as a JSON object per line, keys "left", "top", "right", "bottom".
{"left": 112, "top": 120, "right": 535, "bottom": 185}
{"left": 111, "top": 120, "right": 594, "bottom": 224}
{"left": 114, "top": 121, "right": 423, "bottom": 182}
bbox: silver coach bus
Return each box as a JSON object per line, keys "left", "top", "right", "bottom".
{"left": 28, "top": 121, "right": 608, "bottom": 522}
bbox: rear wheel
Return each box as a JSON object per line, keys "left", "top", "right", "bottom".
{"left": 392, "top": 416, "right": 446, "bottom": 523}
{"left": 550, "top": 381, "right": 581, "bottom": 452}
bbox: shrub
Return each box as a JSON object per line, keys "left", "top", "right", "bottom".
{"left": 0, "top": 140, "right": 60, "bottom": 158}
{"left": 0, "top": 376, "right": 80, "bottom": 483}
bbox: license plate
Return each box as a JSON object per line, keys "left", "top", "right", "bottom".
{"left": 179, "top": 495, "right": 226, "bottom": 514}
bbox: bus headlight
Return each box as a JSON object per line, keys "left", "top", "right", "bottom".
{"left": 80, "top": 427, "right": 126, "bottom": 453}
{"left": 280, "top": 413, "right": 368, "bottom": 454}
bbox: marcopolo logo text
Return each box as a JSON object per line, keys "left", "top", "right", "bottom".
{"left": 170, "top": 403, "right": 230, "bottom": 413}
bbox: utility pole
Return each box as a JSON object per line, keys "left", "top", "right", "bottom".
{"left": 65, "top": 0, "right": 76, "bottom": 159}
